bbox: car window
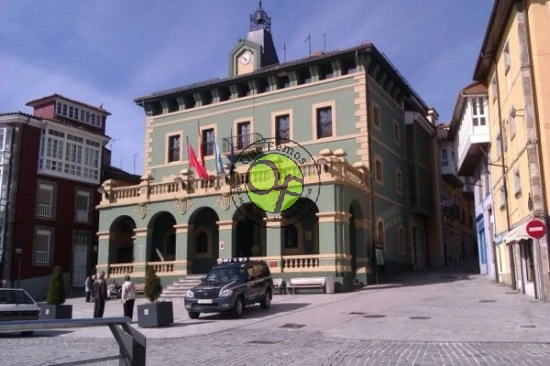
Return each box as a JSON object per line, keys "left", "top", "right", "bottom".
{"left": 206, "top": 267, "right": 246, "bottom": 283}
{"left": 0, "top": 290, "right": 34, "bottom": 304}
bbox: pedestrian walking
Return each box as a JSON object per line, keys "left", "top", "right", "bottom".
{"left": 121, "top": 275, "right": 137, "bottom": 320}
{"left": 84, "top": 275, "right": 93, "bottom": 302}
{"left": 90, "top": 275, "right": 96, "bottom": 302}
{"left": 92, "top": 271, "right": 108, "bottom": 318}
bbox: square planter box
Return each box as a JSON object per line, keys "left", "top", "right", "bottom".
{"left": 137, "top": 301, "right": 173, "bottom": 328}
{"left": 39, "top": 304, "right": 73, "bottom": 319}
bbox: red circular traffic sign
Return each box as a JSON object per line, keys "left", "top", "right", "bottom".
{"left": 526, "top": 219, "right": 546, "bottom": 239}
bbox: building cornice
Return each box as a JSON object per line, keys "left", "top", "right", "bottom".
{"left": 473, "top": 0, "right": 516, "bottom": 81}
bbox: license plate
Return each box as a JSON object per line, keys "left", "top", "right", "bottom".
{"left": 197, "top": 299, "right": 213, "bottom": 304}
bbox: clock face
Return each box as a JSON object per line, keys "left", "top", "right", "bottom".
{"left": 239, "top": 51, "right": 252, "bottom": 65}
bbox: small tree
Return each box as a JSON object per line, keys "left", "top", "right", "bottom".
{"left": 46, "top": 265, "right": 66, "bottom": 305}
{"left": 144, "top": 265, "right": 163, "bottom": 302}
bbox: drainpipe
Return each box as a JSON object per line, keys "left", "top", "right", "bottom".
{"left": 492, "top": 56, "right": 515, "bottom": 287}
{"left": 521, "top": 0, "right": 548, "bottom": 302}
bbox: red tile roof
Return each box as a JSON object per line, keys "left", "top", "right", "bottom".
{"left": 25, "top": 94, "right": 111, "bottom": 115}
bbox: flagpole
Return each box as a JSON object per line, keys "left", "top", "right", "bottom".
{"left": 197, "top": 120, "right": 205, "bottom": 167}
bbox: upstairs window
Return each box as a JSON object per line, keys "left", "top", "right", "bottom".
{"left": 374, "top": 157, "right": 383, "bottom": 184}
{"left": 491, "top": 74, "right": 498, "bottom": 103}
{"left": 393, "top": 120, "right": 400, "bottom": 144}
{"left": 33, "top": 228, "right": 52, "bottom": 266}
{"left": 0, "top": 128, "right": 4, "bottom": 151}
{"left": 509, "top": 108, "right": 516, "bottom": 138}
{"left": 514, "top": 170, "right": 522, "bottom": 198}
{"left": 395, "top": 168, "right": 402, "bottom": 194}
{"left": 236, "top": 121, "right": 251, "bottom": 150}
{"left": 36, "top": 183, "right": 55, "bottom": 219}
{"left": 275, "top": 114, "right": 290, "bottom": 145}
{"left": 503, "top": 42, "right": 511, "bottom": 74}
{"left": 316, "top": 106, "right": 333, "bottom": 139}
{"left": 499, "top": 187, "right": 506, "bottom": 210}
{"left": 471, "top": 97, "right": 486, "bottom": 126}
{"left": 372, "top": 104, "right": 381, "bottom": 130}
{"left": 441, "top": 148, "right": 449, "bottom": 166}
{"left": 167, "top": 135, "right": 181, "bottom": 162}
{"left": 201, "top": 128, "right": 215, "bottom": 156}
{"left": 75, "top": 190, "right": 91, "bottom": 223}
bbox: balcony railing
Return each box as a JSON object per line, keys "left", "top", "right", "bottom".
{"left": 222, "top": 132, "right": 265, "bottom": 154}
{"left": 99, "top": 254, "right": 352, "bottom": 278}
{"left": 34, "top": 250, "right": 49, "bottom": 264}
{"left": 98, "top": 155, "right": 370, "bottom": 206}
{"left": 37, "top": 204, "right": 53, "bottom": 218}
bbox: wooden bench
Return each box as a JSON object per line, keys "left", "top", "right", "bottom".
{"left": 0, "top": 317, "right": 145, "bottom": 365}
{"left": 273, "top": 278, "right": 286, "bottom": 294}
{"left": 287, "top": 277, "right": 327, "bottom": 294}
{"left": 135, "top": 283, "right": 145, "bottom": 294}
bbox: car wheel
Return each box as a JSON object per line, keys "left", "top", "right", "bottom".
{"left": 231, "top": 296, "right": 245, "bottom": 318}
{"left": 188, "top": 311, "right": 200, "bottom": 319}
{"left": 21, "top": 331, "right": 34, "bottom": 336}
{"left": 260, "top": 290, "right": 271, "bottom": 310}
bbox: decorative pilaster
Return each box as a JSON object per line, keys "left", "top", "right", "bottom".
{"left": 96, "top": 231, "right": 110, "bottom": 268}
{"left": 316, "top": 211, "right": 353, "bottom": 276}
{"left": 216, "top": 220, "right": 235, "bottom": 259}
{"left": 265, "top": 218, "right": 283, "bottom": 273}
{"left": 132, "top": 227, "right": 151, "bottom": 275}
{"left": 173, "top": 224, "right": 192, "bottom": 274}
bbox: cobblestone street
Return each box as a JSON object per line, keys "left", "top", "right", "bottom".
{"left": 2, "top": 264, "right": 550, "bottom": 365}
{"left": 1, "top": 329, "right": 550, "bottom": 366}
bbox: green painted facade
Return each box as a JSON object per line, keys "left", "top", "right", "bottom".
{"left": 97, "top": 10, "right": 441, "bottom": 292}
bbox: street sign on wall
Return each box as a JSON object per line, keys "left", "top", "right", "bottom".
{"left": 526, "top": 219, "right": 546, "bottom": 239}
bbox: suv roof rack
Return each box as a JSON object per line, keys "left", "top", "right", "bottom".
{"left": 217, "top": 257, "right": 250, "bottom": 264}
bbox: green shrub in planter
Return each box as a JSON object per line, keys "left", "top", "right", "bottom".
{"left": 144, "top": 265, "right": 162, "bottom": 302}
{"left": 40, "top": 265, "right": 72, "bottom": 319}
{"left": 47, "top": 265, "right": 66, "bottom": 305}
{"left": 138, "top": 265, "right": 173, "bottom": 327}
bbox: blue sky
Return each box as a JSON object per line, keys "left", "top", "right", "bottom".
{"left": 0, "top": 0, "right": 493, "bottom": 175}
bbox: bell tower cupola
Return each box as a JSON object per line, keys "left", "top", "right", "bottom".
{"left": 229, "top": 1, "right": 279, "bottom": 77}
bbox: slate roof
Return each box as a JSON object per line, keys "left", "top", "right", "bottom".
{"left": 134, "top": 43, "right": 370, "bottom": 103}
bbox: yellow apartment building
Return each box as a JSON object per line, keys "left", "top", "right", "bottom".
{"left": 473, "top": 0, "right": 550, "bottom": 301}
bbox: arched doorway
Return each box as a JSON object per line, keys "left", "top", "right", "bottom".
{"left": 188, "top": 207, "right": 220, "bottom": 273}
{"left": 109, "top": 216, "right": 136, "bottom": 264}
{"left": 148, "top": 212, "right": 177, "bottom": 262}
{"left": 233, "top": 203, "right": 266, "bottom": 257}
{"left": 281, "top": 198, "right": 319, "bottom": 255}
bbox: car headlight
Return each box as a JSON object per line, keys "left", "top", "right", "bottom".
{"left": 219, "top": 289, "right": 233, "bottom": 297}
{"left": 186, "top": 290, "right": 195, "bottom": 298}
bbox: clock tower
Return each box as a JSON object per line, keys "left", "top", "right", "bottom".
{"left": 230, "top": 1, "right": 279, "bottom": 77}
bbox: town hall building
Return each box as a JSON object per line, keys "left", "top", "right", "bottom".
{"left": 96, "top": 3, "right": 444, "bottom": 291}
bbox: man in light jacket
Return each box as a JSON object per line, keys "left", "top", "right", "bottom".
{"left": 121, "top": 274, "right": 137, "bottom": 320}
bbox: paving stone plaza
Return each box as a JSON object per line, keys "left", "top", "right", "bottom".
{"left": 2, "top": 263, "right": 550, "bottom": 365}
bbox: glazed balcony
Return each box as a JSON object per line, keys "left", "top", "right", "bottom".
{"left": 97, "top": 150, "right": 370, "bottom": 207}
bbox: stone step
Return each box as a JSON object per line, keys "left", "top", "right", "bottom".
{"left": 159, "top": 274, "right": 205, "bottom": 300}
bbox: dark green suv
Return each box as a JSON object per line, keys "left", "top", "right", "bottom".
{"left": 184, "top": 259, "right": 273, "bottom": 319}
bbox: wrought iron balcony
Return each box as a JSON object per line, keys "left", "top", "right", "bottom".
{"left": 222, "top": 132, "right": 265, "bottom": 154}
